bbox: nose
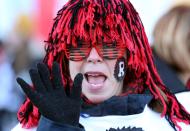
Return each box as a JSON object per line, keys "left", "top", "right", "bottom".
{"left": 87, "top": 47, "right": 103, "bottom": 63}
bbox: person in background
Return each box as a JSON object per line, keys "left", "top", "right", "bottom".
{"left": 12, "top": 0, "right": 190, "bottom": 131}
{"left": 152, "top": 5, "right": 190, "bottom": 92}
{"left": 0, "top": 40, "right": 21, "bottom": 131}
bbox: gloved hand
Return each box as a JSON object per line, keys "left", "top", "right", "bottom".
{"left": 17, "top": 62, "right": 83, "bottom": 126}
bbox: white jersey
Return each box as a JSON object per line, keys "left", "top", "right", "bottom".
{"left": 12, "top": 92, "right": 190, "bottom": 131}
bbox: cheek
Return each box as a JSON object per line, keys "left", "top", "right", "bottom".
{"left": 106, "top": 60, "right": 117, "bottom": 76}
{"left": 69, "top": 61, "right": 83, "bottom": 80}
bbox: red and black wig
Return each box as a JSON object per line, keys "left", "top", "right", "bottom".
{"left": 17, "top": 0, "right": 190, "bottom": 130}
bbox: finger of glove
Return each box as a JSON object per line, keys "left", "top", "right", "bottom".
{"left": 37, "top": 63, "right": 53, "bottom": 91}
{"left": 52, "top": 62, "right": 66, "bottom": 95}
{"left": 70, "top": 73, "right": 83, "bottom": 100}
{"left": 17, "top": 77, "right": 39, "bottom": 105}
{"left": 52, "top": 62, "right": 64, "bottom": 88}
{"left": 29, "top": 69, "right": 46, "bottom": 93}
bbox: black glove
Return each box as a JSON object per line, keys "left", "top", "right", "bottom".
{"left": 17, "top": 62, "right": 83, "bottom": 126}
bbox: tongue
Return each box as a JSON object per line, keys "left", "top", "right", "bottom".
{"left": 88, "top": 76, "right": 106, "bottom": 84}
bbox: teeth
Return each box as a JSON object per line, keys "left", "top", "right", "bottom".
{"left": 88, "top": 74, "right": 101, "bottom": 76}
{"left": 84, "top": 72, "right": 107, "bottom": 84}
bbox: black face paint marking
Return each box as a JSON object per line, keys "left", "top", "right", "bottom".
{"left": 114, "top": 57, "right": 126, "bottom": 81}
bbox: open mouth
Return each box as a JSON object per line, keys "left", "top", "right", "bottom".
{"left": 84, "top": 72, "right": 107, "bottom": 86}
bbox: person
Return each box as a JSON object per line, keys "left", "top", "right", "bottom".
{"left": 152, "top": 5, "right": 190, "bottom": 92}
{"left": 12, "top": 0, "right": 190, "bottom": 131}
{"left": 0, "top": 40, "right": 23, "bottom": 131}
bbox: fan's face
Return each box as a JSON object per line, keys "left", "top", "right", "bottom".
{"left": 68, "top": 43, "right": 125, "bottom": 103}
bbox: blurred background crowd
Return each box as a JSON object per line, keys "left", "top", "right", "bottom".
{"left": 0, "top": 0, "right": 190, "bottom": 131}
